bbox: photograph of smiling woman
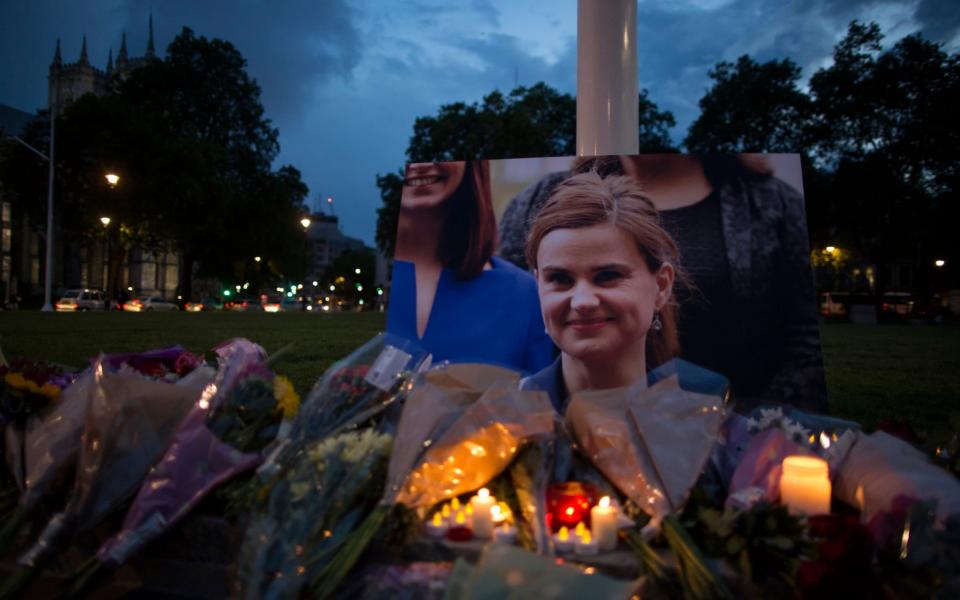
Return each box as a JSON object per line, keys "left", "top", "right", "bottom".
{"left": 523, "top": 171, "right": 690, "bottom": 403}
{"left": 387, "top": 160, "right": 555, "bottom": 373}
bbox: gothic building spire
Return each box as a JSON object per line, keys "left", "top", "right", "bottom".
{"left": 146, "top": 13, "right": 156, "bottom": 58}
{"left": 118, "top": 31, "right": 128, "bottom": 63}
{"left": 79, "top": 34, "right": 89, "bottom": 65}
{"left": 52, "top": 38, "right": 62, "bottom": 67}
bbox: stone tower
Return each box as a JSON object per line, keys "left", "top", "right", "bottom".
{"left": 48, "top": 17, "right": 158, "bottom": 115}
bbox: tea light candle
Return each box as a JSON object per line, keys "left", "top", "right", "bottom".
{"left": 780, "top": 455, "right": 831, "bottom": 516}
{"left": 447, "top": 510, "right": 472, "bottom": 542}
{"left": 493, "top": 523, "right": 517, "bottom": 544}
{"left": 574, "top": 529, "right": 598, "bottom": 556}
{"left": 590, "top": 496, "right": 618, "bottom": 551}
{"left": 426, "top": 512, "right": 448, "bottom": 538}
{"left": 553, "top": 526, "right": 573, "bottom": 554}
{"left": 471, "top": 488, "right": 497, "bottom": 539}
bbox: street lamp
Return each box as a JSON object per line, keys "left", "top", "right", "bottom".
{"left": 354, "top": 268, "right": 361, "bottom": 275}
{"left": 100, "top": 216, "right": 111, "bottom": 227}
{"left": 105, "top": 173, "right": 120, "bottom": 187}
{"left": 825, "top": 246, "right": 836, "bottom": 254}
{"left": 935, "top": 259, "right": 946, "bottom": 268}
{"left": 254, "top": 256, "right": 261, "bottom": 263}
{"left": 300, "top": 217, "right": 311, "bottom": 230}
{"left": 100, "top": 217, "right": 111, "bottom": 291}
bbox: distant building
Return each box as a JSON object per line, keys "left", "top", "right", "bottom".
{"left": 304, "top": 213, "right": 367, "bottom": 284}
{"left": 0, "top": 18, "right": 180, "bottom": 305}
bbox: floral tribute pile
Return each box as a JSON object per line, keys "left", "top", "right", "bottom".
{"left": 1, "top": 335, "right": 959, "bottom": 599}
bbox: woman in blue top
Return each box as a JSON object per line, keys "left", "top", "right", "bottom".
{"left": 386, "top": 160, "right": 554, "bottom": 373}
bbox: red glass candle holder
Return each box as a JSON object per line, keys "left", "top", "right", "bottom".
{"left": 546, "top": 482, "right": 598, "bottom": 533}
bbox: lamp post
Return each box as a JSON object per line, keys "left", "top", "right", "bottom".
{"left": 100, "top": 217, "right": 111, "bottom": 292}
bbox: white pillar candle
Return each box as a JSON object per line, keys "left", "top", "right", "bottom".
{"left": 780, "top": 455, "right": 831, "bottom": 516}
{"left": 574, "top": 529, "right": 599, "bottom": 556}
{"left": 590, "top": 496, "right": 618, "bottom": 551}
{"left": 471, "top": 488, "right": 496, "bottom": 539}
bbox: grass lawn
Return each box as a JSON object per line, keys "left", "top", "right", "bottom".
{"left": 0, "top": 311, "right": 387, "bottom": 397}
{"left": 1, "top": 312, "right": 957, "bottom": 445}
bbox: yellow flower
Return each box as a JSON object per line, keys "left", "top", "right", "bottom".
{"left": 5, "top": 372, "right": 28, "bottom": 390}
{"left": 39, "top": 383, "right": 61, "bottom": 400}
{"left": 273, "top": 375, "right": 300, "bottom": 419}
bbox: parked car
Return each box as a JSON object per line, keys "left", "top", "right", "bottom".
{"left": 55, "top": 289, "right": 107, "bottom": 312}
{"left": 262, "top": 295, "right": 283, "bottom": 313}
{"left": 225, "top": 295, "right": 262, "bottom": 312}
{"left": 185, "top": 298, "right": 223, "bottom": 312}
{"left": 123, "top": 295, "right": 179, "bottom": 312}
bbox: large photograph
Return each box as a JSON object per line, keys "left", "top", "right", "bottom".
{"left": 387, "top": 154, "right": 827, "bottom": 414}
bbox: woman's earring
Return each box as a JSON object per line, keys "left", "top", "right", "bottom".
{"left": 651, "top": 311, "right": 663, "bottom": 332}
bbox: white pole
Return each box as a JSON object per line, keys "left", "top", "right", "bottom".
{"left": 41, "top": 106, "right": 55, "bottom": 311}
{"left": 576, "top": 0, "right": 638, "bottom": 157}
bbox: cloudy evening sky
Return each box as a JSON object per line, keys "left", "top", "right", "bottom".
{"left": 1, "top": 0, "right": 958, "bottom": 245}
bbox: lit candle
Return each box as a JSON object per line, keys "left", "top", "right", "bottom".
{"left": 574, "top": 522, "right": 587, "bottom": 539}
{"left": 553, "top": 526, "right": 573, "bottom": 554}
{"left": 779, "top": 455, "right": 831, "bottom": 516}
{"left": 425, "top": 512, "right": 448, "bottom": 538}
{"left": 451, "top": 497, "right": 461, "bottom": 512}
{"left": 471, "top": 488, "right": 496, "bottom": 539}
{"left": 493, "top": 522, "right": 517, "bottom": 544}
{"left": 447, "top": 510, "right": 472, "bottom": 542}
{"left": 590, "top": 496, "right": 618, "bottom": 551}
{"left": 574, "top": 529, "right": 598, "bottom": 556}
{"left": 441, "top": 503, "right": 452, "bottom": 522}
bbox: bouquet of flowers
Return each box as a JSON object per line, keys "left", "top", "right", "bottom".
{"left": 65, "top": 340, "right": 294, "bottom": 593}
{"left": 0, "top": 350, "right": 212, "bottom": 597}
{"left": 237, "top": 333, "right": 430, "bottom": 599}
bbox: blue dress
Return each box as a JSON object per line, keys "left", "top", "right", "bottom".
{"left": 386, "top": 257, "right": 555, "bottom": 374}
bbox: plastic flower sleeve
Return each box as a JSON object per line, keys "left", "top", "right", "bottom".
{"left": 286, "top": 333, "right": 430, "bottom": 447}
{"left": 834, "top": 430, "right": 960, "bottom": 527}
{"left": 395, "top": 379, "right": 554, "bottom": 510}
{"left": 18, "top": 360, "right": 204, "bottom": 567}
{"left": 382, "top": 363, "right": 520, "bottom": 505}
{"left": 566, "top": 370, "right": 725, "bottom": 522}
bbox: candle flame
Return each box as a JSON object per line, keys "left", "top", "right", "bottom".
{"left": 599, "top": 496, "right": 611, "bottom": 508}
{"left": 565, "top": 506, "right": 576, "bottom": 517}
{"left": 491, "top": 505, "right": 501, "bottom": 518}
{"left": 808, "top": 434, "right": 816, "bottom": 444}
{"left": 465, "top": 504, "right": 474, "bottom": 515}
{"left": 451, "top": 498, "right": 461, "bottom": 511}
{"left": 575, "top": 522, "right": 586, "bottom": 537}
{"left": 584, "top": 567, "right": 596, "bottom": 575}
{"left": 581, "top": 530, "right": 592, "bottom": 544}
{"left": 433, "top": 513, "right": 442, "bottom": 526}
{"left": 455, "top": 511, "right": 466, "bottom": 525}
{"left": 820, "top": 432, "right": 831, "bottom": 448}
{"left": 900, "top": 522, "right": 911, "bottom": 559}
{"left": 442, "top": 504, "right": 451, "bottom": 518}
{"left": 478, "top": 488, "right": 490, "bottom": 499}
{"left": 558, "top": 526, "right": 569, "bottom": 541}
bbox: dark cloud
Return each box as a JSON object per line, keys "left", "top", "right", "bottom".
{"left": 914, "top": 0, "right": 960, "bottom": 43}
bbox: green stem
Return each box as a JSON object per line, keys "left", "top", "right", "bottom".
{"left": 308, "top": 506, "right": 387, "bottom": 598}
{"left": 67, "top": 556, "right": 103, "bottom": 598}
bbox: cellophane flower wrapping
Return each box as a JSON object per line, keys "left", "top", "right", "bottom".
{"left": 237, "top": 334, "right": 428, "bottom": 599}
{"left": 18, "top": 355, "right": 209, "bottom": 567}
{"left": 566, "top": 363, "right": 726, "bottom": 523}
{"left": 95, "top": 339, "right": 274, "bottom": 568}
{"left": 396, "top": 384, "right": 555, "bottom": 511}
{"left": 834, "top": 430, "right": 960, "bottom": 527}
{"left": 17, "top": 347, "right": 213, "bottom": 515}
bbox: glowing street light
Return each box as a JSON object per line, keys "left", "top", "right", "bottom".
{"left": 100, "top": 216, "right": 111, "bottom": 227}
{"left": 105, "top": 173, "right": 120, "bottom": 187}
{"left": 825, "top": 246, "right": 836, "bottom": 254}
{"left": 354, "top": 268, "right": 361, "bottom": 275}
{"left": 312, "top": 280, "right": 318, "bottom": 287}
{"left": 935, "top": 259, "right": 946, "bottom": 268}
{"left": 254, "top": 256, "right": 261, "bottom": 263}
{"left": 300, "top": 217, "right": 311, "bottom": 230}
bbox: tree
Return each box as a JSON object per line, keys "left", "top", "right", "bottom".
{"left": 375, "top": 83, "right": 677, "bottom": 255}
{"left": 683, "top": 55, "right": 811, "bottom": 153}
{"left": 324, "top": 247, "right": 375, "bottom": 307}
